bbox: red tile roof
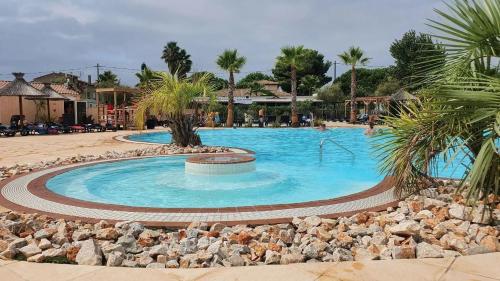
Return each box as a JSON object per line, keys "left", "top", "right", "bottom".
{"left": 0, "top": 81, "right": 80, "bottom": 99}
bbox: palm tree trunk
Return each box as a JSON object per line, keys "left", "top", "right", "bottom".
{"left": 169, "top": 113, "right": 201, "bottom": 147}
{"left": 226, "top": 71, "right": 235, "bottom": 127}
{"left": 291, "top": 66, "right": 299, "bottom": 127}
{"left": 350, "top": 65, "right": 357, "bottom": 123}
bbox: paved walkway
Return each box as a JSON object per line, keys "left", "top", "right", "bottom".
{"left": 1, "top": 253, "right": 498, "bottom": 281}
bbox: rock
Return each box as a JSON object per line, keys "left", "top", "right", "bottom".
{"left": 0, "top": 240, "right": 8, "bottom": 252}
{"left": 424, "top": 198, "right": 447, "bottom": 209}
{"left": 33, "top": 228, "right": 57, "bottom": 240}
{"left": 388, "top": 220, "right": 420, "bottom": 236}
{"left": 137, "top": 252, "right": 154, "bottom": 267}
{"left": 72, "top": 230, "right": 92, "bottom": 241}
{"left": 75, "top": 239, "right": 102, "bottom": 265}
{"left": 146, "top": 262, "right": 166, "bottom": 269}
{"left": 66, "top": 246, "right": 80, "bottom": 262}
{"left": 316, "top": 227, "right": 332, "bottom": 242}
{"left": 149, "top": 244, "right": 169, "bottom": 257}
{"left": 96, "top": 228, "right": 119, "bottom": 240}
{"left": 416, "top": 242, "right": 443, "bottom": 258}
{"left": 354, "top": 247, "right": 379, "bottom": 261}
{"left": 188, "top": 221, "right": 208, "bottom": 231}
{"left": 106, "top": 252, "right": 123, "bottom": 266}
{"left": 27, "top": 253, "right": 45, "bottom": 263}
{"left": 238, "top": 231, "right": 253, "bottom": 245}
{"left": 179, "top": 238, "right": 197, "bottom": 255}
{"left": 19, "top": 244, "right": 42, "bottom": 258}
{"left": 42, "top": 248, "right": 66, "bottom": 258}
{"left": 392, "top": 245, "right": 416, "bottom": 259}
{"left": 228, "top": 254, "right": 245, "bottom": 266}
{"left": 440, "top": 233, "right": 467, "bottom": 252}
{"left": 166, "top": 259, "right": 179, "bottom": 268}
{"left": 210, "top": 223, "right": 226, "bottom": 232}
{"left": 9, "top": 238, "right": 27, "bottom": 249}
{"left": 355, "top": 212, "right": 369, "bottom": 224}
{"left": 38, "top": 238, "right": 52, "bottom": 250}
{"left": 448, "top": 204, "right": 470, "bottom": 220}
{"left": 321, "top": 219, "right": 337, "bottom": 230}
{"left": 479, "top": 235, "right": 498, "bottom": 252}
{"left": 331, "top": 248, "right": 353, "bottom": 262}
{"left": 251, "top": 244, "right": 266, "bottom": 260}
{"left": 304, "top": 216, "right": 322, "bottom": 227}
{"left": 264, "top": 250, "right": 281, "bottom": 265}
{"left": 464, "top": 246, "right": 493, "bottom": 255}
{"left": 371, "top": 232, "right": 388, "bottom": 245}
{"left": 471, "top": 206, "right": 491, "bottom": 224}
{"left": 121, "top": 259, "right": 138, "bottom": 268}
{"left": 336, "top": 232, "right": 353, "bottom": 247}
{"left": 197, "top": 236, "right": 210, "bottom": 250}
{"left": 415, "top": 210, "right": 434, "bottom": 220}
{"left": 280, "top": 253, "right": 305, "bottom": 265}
{"left": 302, "top": 241, "right": 327, "bottom": 259}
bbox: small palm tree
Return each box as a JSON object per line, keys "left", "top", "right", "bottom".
{"left": 97, "top": 71, "right": 119, "bottom": 87}
{"left": 216, "top": 49, "right": 246, "bottom": 127}
{"left": 135, "top": 72, "right": 213, "bottom": 147}
{"left": 338, "top": 47, "right": 370, "bottom": 123}
{"left": 276, "top": 46, "right": 305, "bottom": 127}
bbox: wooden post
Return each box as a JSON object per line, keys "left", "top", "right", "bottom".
{"left": 96, "top": 92, "right": 100, "bottom": 125}
{"left": 18, "top": 96, "right": 23, "bottom": 116}
{"left": 47, "top": 99, "right": 51, "bottom": 122}
{"left": 113, "top": 91, "right": 117, "bottom": 127}
{"left": 123, "top": 92, "right": 127, "bottom": 129}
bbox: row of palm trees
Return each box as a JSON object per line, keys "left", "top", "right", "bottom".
{"left": 216, "top": 46, "right": 369, "bottom": 127}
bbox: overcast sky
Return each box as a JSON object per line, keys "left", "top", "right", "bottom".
{"left": 0, "top": 0, "right": 446, "bottom": 85}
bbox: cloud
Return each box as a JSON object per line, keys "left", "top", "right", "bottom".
{"left": 0, "top": 0, "right": 447, "bottom": 85}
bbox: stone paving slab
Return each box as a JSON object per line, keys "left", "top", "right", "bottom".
{"left": 0, "top": 253, "right": 498, "bottom": 281}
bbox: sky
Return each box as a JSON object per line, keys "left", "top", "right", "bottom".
{"left": 0, "top": 0, "right": 446, "bottom": 85}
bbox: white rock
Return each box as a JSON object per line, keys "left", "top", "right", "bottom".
{"left": 75, "top": 239, "right": 102, "bottom": 266}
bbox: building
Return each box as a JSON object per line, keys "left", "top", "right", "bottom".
{"left": 213, "top": 80, "right": 321, "bottom": 105}
{"left": 0, "top": 72, "right": 97, "bottom": 125}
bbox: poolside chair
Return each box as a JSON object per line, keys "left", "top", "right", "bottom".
{"left": 280, "top": 115, "right": 290, "bottom": 126}
{"left": 266, "top": 116, "right": 276, "bottom": 126}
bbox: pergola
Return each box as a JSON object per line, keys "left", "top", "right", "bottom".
{"left": 344, "top": 96, "right": 391, "bottom": 118}
{"left": 95, "top": 87, "right": 140, "bottom": 128}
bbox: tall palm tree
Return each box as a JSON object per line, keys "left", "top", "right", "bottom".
{"left": 161, "top": 42, "right": 192, "bottom": 78}
{"left": 135, "top": 72, "right": 214, "bottom": 147}
{"left": 338, "top": 47, "right": 370, "bottom": 123}
{"left": 276, "top": 46, "right": 305, "bottom": 127}
{"left": 135, "top": 63, "right": 161, "bottom": 89}
{"left": 216, "top": 49, "right": 246, "bottom": 127}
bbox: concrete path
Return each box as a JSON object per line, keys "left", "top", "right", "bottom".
{"left": 0, "top": 253, "right": 498, "bottom": 281}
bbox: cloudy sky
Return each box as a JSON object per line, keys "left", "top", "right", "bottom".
{"left": 0, "top": 0, "right": 446, "bottom": 85}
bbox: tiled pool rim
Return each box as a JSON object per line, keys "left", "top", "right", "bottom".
{"left": 0, "top": 155, "right": 399, "bottom": 227}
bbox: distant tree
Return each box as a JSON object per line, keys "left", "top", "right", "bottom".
{"left": 236, "top": 72, "right": 275, "bottom": 88}
{"left": 275, "top": 46, "right": 306, "bottom": 127}
{"left": 298, "top": 75, "right": 321, "bottom": 96}
{"left": 390, "top": 30, "right": 445, "bottom": 88}
{"left": 272, "top": 48, "right": 332, "bottom": 95}
{"left": 338, "top": 46, "right": 370, "bottom": 123}
{"left": 161, "top": 42, "right": 192, "bottom": 78}
{"left": 135, "top": 63, "right": 161, "bottom": 89}
{"left": 374, "top": 77, "right": 401, "bottom": 96}
{"left": 190, "top": 71, "right": 228, "bottom": 90}
{"left": 334, "top": 68, "right": 391, "bottom": 97}
{"left": 316, "top": 83, "right": 345, "bottom": 103}
{"left": 216, "top": 49, "right": 246, "bottom": 127}
{"left": 97, "top": 71, "right": 119, "bottom": 87}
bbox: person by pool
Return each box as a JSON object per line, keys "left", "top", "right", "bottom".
{"left": 317, "top": 123, "right": 328, "bottom": 132}
{"left": 364, "top": 122, "right": 376, "bottom": 136}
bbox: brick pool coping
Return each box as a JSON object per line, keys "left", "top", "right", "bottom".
{"left": 0, "top": 155, "right": 399, "bottom": 227}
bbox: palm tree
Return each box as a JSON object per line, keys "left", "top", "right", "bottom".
{"left": 135, "top": 63, "right": 161, "bottom": 89}
{"left": 161, "top": 42, "right": 192, "bottom": 78}
{"left": 338, "top": 47, "right": 370, "bottom": 123}
{"left": 377, "top": 0, "right": 499, "bottom": 213}
{"left": 276, "top": 46, "right": 305, "bottom": 127}
{"left": 97, "top": 71, "right": 119, "bottom": 87}
{"left": 216, "top": 49, "right": 246, "bottom": 127}
{"left": 135, "top": 72, "right": 214, "bottom": 147}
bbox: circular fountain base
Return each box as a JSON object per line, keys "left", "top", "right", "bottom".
{"left": 185, "top": 154, "right": 256, "bottom": 175}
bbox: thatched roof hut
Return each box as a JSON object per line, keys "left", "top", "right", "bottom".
{"left": 0, "top": 73, "right": 48, "bottom": 116}
{"left": 390, "top": 89, "right": 418, "bottom": 102}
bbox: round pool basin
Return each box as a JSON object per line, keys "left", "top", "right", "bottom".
{"left": 46, "top": 128, "right": 463, "bottom": 208}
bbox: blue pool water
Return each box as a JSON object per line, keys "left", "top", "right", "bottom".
{"left": 47, "top": 128, "right": 464, "bottom": 208}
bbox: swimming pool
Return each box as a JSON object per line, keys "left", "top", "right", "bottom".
{"left": 46, "top": 128, "right": 463, "bottom": 208}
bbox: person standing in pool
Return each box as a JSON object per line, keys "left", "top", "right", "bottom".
{"left": 317, "top": 123, "right": 328, "bottom": 131}
{"left": 364, "top": 122, "right": 376, "bottom": 136}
